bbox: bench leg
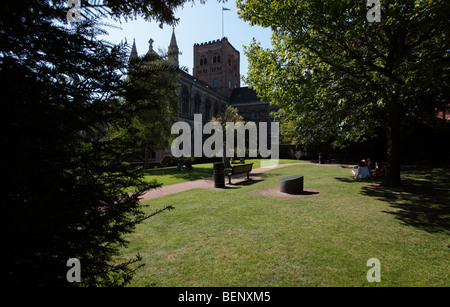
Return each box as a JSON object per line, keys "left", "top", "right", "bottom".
{"left": 247, "top": 172, "right": 250, "bottom": 179}
{"left": 228, "top": 175, "right": 231, "bottom": 185}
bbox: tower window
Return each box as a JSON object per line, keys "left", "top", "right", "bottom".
{"left": 200, "top": 59, "right": 203, "bottom": 66}
{"left": 217, "top": 55, "right": 221, "bottom": 62}
{"left": 213, "top": 79, "right": 218, "bottom": 88}
{"left": 213, "top": 56, "right": 217, "bottom": 63}
{"left": 229, "top": 80, "right": 232, "bottom": 89}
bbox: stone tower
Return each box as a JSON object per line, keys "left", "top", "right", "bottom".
{"left": 193, "top": 37, "right": 240, "bottom": 99}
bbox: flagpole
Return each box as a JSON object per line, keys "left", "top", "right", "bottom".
{"left": 222, "top": 7, "right": 230, "bottom": 38}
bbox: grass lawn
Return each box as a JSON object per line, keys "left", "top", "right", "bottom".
{"left": 141, "top": 159, "right": 302, "bottom": 186}
{"left": 119, "top": 162, "right": 450, "bottom": 287}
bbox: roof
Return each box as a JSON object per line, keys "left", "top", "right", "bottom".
{"left": 229, "top": 87, "right": 264, "bottom": 104}
{"left": 169, "top": 29, "right": 178, "bottom": 48}
{"left": 179, "top": 70, "right": 226, "bottom": 100}
{"left": 130, "top": 39, "right": 138, "bottom": 60}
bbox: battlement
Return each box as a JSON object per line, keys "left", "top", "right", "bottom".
{"left": 194, "top": 37, "right": 229, "bottom": 47}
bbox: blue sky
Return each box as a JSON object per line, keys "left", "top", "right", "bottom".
{"left": 99, "top": 1, "right": 273, "bottom": 86}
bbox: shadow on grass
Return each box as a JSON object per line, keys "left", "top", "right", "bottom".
{"left": 334, "top": 177, "right": 383, "bottom": 184}
{"left": 228, "top": 178, "right": 264, "bottom": 186}
{"left": 256, "top": 172, "right": 289, "bottom": 178}
{"left": 214, "top": 186, "right": 240, "bottom": 190}
{"left": 335, "top": 164, "right": 450, "bottom": 235}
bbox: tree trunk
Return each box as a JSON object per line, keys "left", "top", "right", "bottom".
{"left": 382, "top": 100, "right": 402, "bottom": 187}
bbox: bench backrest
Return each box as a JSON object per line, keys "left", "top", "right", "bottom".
{"left": 231, "top": 163, "right": 253, "bottom": 174}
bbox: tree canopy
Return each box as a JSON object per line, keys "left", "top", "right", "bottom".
{"left": 55, "top": 0, "right": 208, "bottom": 24}
{"left": 0, "top": 0, "right": 208, "bottom": 286}
{"left": 237, "top": 0, "right": 449, "bottom": 186}
{"left": 126, "top": 52, "right": 180, "bottom": 168}
{"left": 211, "top": 105, "right": 244, "bottom": 128}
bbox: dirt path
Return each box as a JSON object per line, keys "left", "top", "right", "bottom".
{"left": 138, "top": 162, "right": 307, "bottom": 202}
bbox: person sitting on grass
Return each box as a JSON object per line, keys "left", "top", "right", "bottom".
{"left": 342, "top": 158, "right": 366, "bottom": 169}
{"left": 371, "top": 161, "right": 385, "bottom": 178}
{"left": 176, "top": 161, "right": 183, "bottom": 171}
{"left": 352, "top": 160, "right": 371, "bottom": 179}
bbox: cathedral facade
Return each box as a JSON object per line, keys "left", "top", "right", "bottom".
{"left": 130, "top": 30, "right": 276, "bottom": 163}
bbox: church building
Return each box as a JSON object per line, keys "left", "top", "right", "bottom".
{"left": 130, "top": 29, "right": 276, "bottom": 163}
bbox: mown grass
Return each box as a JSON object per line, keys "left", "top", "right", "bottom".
{"left": 119, "top": 162, "right": 449, "bottom": 287}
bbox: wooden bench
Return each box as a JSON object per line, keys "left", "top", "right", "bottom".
{"left": 225, "top": 163, "right": 254, "bottom": 184}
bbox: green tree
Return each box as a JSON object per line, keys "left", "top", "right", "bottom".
{"left": 0, "top": 0, "right": 199, "bottom": 286}
{"left": 238, "top": 0, "right": 449, "bottom": 186}
{"left": 211, "top": 105, "right": 244, "bottom": 128}
{"left": 211, "top": 106, "right": 245, "bottom": 165}
{"left": 126, "top": 53, "right": 180, "bottom": 168}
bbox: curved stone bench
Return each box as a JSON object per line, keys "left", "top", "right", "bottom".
{"left": 280, "top": 175, "right": 304, "bottom": 194}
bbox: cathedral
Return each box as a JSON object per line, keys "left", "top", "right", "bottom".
{"left": 130, "top": 29, "right": 277, "bottom": 163}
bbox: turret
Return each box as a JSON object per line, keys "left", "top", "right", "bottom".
{"left": 129, "top": 38, "right": 138, "bottom": 63}
{"left": 168, "top": 28, "right": 179, "bottom": 66}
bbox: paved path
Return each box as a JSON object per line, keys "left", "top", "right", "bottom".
{"left": 139, "top": 163, "right": 306, "bottom": 202}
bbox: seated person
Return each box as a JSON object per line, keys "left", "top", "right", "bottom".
{"left": 341, "top": 164, "right": 358, "bottom": 169}
{"left": 371, "top": 161, "right": 385, "bottom": 178}
{"left": 352, "top": 160, "right": 371, "bottom": 179}
{"left": 176, "top": 161, "right": 183, "bottom": 171}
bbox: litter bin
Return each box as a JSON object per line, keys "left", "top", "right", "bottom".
{"left": 213, "top": 162, "right": 225, "bottom": 188}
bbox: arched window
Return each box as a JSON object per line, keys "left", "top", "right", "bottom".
{"left": 181, "top": 87, "right": 190, "bottom": 114}
{"left": 205, "top": 98, "right": 211, "bottom": 120}
{"left": 214, "top": 102, "right": 219, "bottom": 116}
{"left": 194, "top": 94, "right": 201, "bottom": 114}
{"left": 229, "top": 80, "right": 232, "bottom": 89}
